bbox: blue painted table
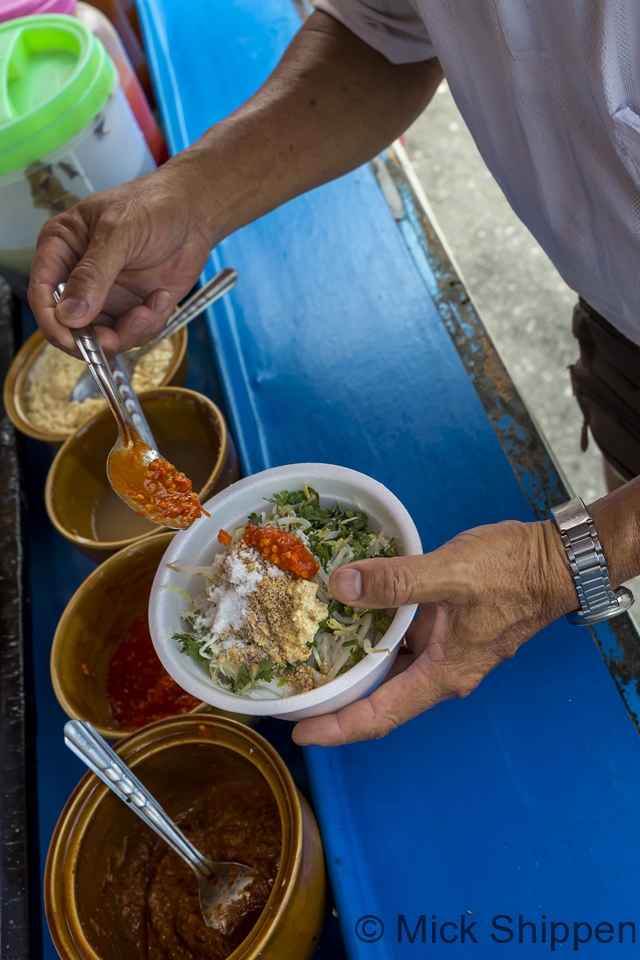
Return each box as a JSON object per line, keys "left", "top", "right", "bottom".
{"left": 12, "top": 0, "right": 640, "bottom": 957}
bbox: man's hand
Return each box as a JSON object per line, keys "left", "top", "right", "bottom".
{"left": 293, "top": 518, "right": 578, "bottom": 747}
{"left": 27, "top": 12, "right": 442, "bottom": 356}
{"left": 27, "top": 161, "right": 215, "bottom": 357}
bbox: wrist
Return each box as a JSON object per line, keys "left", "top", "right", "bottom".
{"left": 589, "top": 476, "right": 640, "bottom": 589}
{"left": 536, "top": 519, "right": 582, "bottom": 621}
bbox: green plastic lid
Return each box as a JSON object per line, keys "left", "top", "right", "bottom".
{"left": 0, "top": 14, "right": 116, "bottom": 177}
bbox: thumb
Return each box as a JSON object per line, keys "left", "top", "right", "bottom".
{"left": 55, "top": 231, "right": 127, "bottom": 327}
{"left": 329, "top": 554, "right": 438, "bottom": 608}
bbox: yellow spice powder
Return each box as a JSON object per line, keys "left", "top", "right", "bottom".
{"left": 25, "top": 339, "right": 175, "bottom": 434}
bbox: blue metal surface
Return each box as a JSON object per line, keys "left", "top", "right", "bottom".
{"left": 132, "top": 0, "right": 640, "bottom": 957}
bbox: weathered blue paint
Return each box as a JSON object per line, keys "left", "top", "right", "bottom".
{"left": 134, "top": 1, "right": 640, "bottom": 957}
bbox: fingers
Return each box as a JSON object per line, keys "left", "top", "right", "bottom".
{"left": 293, "top": 650, "right": 450, "bottom": 746}
{"left": 329, "top": 552, "right": 452, "bottom": 609}
{"left": 28, "top": 231, "right": 83, "bottom": 353}
{"left": 54, "top": 228, "right": 128, "bottom": 329}
{"left": 110, "top": 288, "right": 174, "bottom": 352}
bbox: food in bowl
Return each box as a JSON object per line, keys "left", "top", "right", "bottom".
{"left": 171, "top": 486, "right": 398, "bottom": 698}
{"left": 106, "top": 611, "right": 201, "bottom": 730}
{"left": 97, "top": 778, "right": 282, "bottom": 960}
{"left": 24, "top": 339, "right": 174, "bottom": 434}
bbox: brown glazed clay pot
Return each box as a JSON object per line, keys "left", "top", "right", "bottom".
{"left": 50, "top": 532, "right": 254, "bottom": 738}
{"left": 45, "top": 386, "right": 240, "bottom": 562}
{"left": 45, "top": 716, "right": 326, "bottom": 960}
{"left": 3, "top": 328, "right": 188, "bottom": 446}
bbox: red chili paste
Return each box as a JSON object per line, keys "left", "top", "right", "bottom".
{"left": 107, "top": 612, "right": 200, "bottom": 729}
{"left": 109, "top": 430, "right": 209, "bottom": 529}
{"left": 242, "top": 524, "right": 319, "bottom": 579}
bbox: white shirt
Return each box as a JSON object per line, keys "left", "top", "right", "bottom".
{"left": 316, "top": 0, "right": 640, "bottom": 345}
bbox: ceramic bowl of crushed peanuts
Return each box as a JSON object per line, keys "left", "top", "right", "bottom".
{"left": 149, "top": 463, "right": 422, "bottom": 721}
{"left": 3, "top": 328, "right": 188, "bottom": 445}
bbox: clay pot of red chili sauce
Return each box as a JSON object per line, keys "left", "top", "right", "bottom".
{"left": 45, "top": 715, "right": 326, "bottom": 960}
{"left": 51, "top": 532, "right": 252, "bottom": 737}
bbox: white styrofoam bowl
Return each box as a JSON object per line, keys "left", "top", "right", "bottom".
{"left": 149, "top": 463, "right": 422, "bottom": 721}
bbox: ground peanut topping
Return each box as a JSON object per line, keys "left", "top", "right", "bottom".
{"left": 24, "top": 339, "right": 174, "bottom": 434}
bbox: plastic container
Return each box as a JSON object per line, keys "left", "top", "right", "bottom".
{"left": 75, "top": 3, "right": 166, "bottom": 163}
{"left": 83, "top": 0, "right": 154, "bottom": 104}
{"left": 0, "top": 14, "right": 155, "bottom": 286}
{"left": 0, "top": 0, "right": 167, "bottom": 164}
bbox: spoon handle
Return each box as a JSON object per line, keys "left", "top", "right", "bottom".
{"left": 54, "top": 284, "right": 157, "bottom": 448}
{"left": 107, "top": 353, "right": 158, "bottom": 448}
{"left": 64, "top": 720, "right": 212, "bottom": 877}
{"left": 135, "top": 267, "right": 238, "bottom": 361}
{"left": 71, "top": 323, "right": 133, "bottom": 436}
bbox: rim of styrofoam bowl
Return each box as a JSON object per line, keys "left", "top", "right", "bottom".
{"left": 149, "top": 464, "right": 422, "bottom": 721}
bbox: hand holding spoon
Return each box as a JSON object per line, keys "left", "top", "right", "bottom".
{"left": 70, "top": 268, "right": 238, "bottom": 402}
{"left": 64, "top": 721, "right": 262, "bottom": 937}
{"left": 53, "top": 287, "right": 207, "bottom": 529}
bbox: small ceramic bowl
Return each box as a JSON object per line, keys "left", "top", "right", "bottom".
{"left": 3, "top": 327, "right": 188, "bottom": 445}
{"left": 45, "top": 387, "right": 240, "bottom": 562}
{"left": 50, "top": 532, "right": 253, "bottom": 738}
{"left": 45, "top": 715, "right": 326, "bottom": 960}
{"left": 149, "top": 463, "right": 422, "bottom": 722}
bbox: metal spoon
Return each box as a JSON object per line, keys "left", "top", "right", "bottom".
{"left": 70, "top": 268, "right": 238, "bottom": 402}
{"left": 56, "top": 285, "right": 160, "bottom": 449}
{"left": 54, "top": 287, "right": 203, "bottom": 528}
{"left": 64, "top": 720, "right": 262, "bottom": 937}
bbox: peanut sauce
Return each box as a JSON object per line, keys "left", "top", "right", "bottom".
{"left": 95, "top": 781, "right": 282, "bottom": 960}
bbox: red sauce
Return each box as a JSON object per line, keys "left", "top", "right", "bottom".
{"left": 107, "top": 613, "right": 200, "bottom": 729}
{"left": 242, "top": 524, "right": 319, "bottom": 580}
{"left": 109, "top": 429, "right": 209, "bottom": 529}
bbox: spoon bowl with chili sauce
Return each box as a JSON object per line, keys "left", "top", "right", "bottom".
{"left": 53, "top": 285, "right": 207, "bottom": 529}
{"left": 45, "top": 386, "right": 240, "bottom": 562}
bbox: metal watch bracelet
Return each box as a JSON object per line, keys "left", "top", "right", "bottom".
{"left": 550, "top": 497, "right": 634, "bottom": 625}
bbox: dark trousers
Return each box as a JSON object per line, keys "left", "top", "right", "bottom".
{"left": 571, "top": 300, "right": 640, "bottom": 482}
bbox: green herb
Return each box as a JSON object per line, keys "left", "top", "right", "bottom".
{"left": 374, "top": 611, "right": 394, "bottom": 632}
{"left": 173, "top": 633, "right": 206, "bottom": 662}
{"left": 232, "top": 666, "right": 252, "bottom": 692}
{"left": 231, "top": 657, "right": 275, "bottom": 692}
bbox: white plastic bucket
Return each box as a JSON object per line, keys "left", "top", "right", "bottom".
{"left": 0, "top": 84, "right": 154, "bottom": 280}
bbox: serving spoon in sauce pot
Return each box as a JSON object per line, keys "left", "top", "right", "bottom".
{"left": 53, "top": 285, "right": 207, "bottom": 529}
{"left": 64, "top": 721, "right": 262, "bottom": 937}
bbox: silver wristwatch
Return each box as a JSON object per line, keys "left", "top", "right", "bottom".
{"left": 551, "top": 497, "right": 634, "bottom": 625}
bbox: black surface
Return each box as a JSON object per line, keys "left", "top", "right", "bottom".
{"left": 0, "top": 279, "right": 41, "bottom": 960}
